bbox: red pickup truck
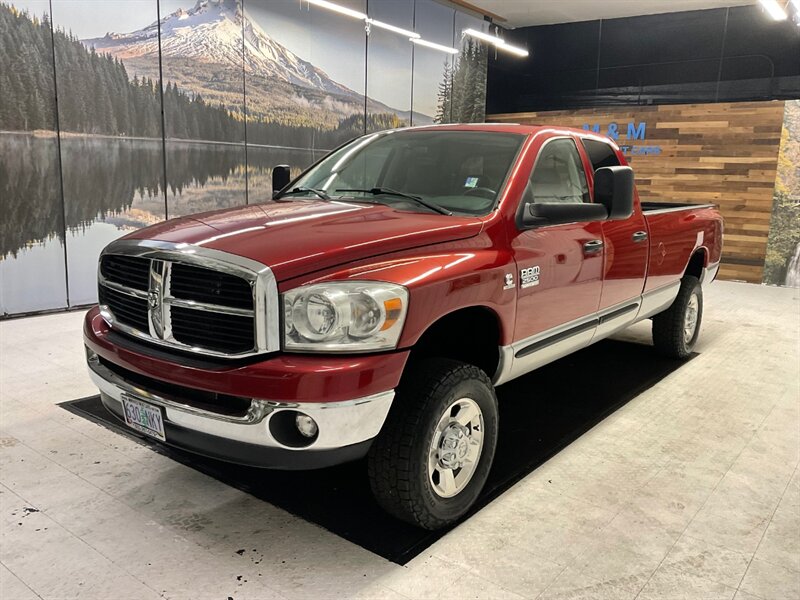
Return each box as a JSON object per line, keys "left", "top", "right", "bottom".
{"left": 84, "top": 124, "right": 722, "bottom": 529}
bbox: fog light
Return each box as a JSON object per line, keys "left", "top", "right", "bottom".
{"left": 295, "top": 414, "right": 318, "bottom": 438}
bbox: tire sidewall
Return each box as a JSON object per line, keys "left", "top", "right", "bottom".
{"left": 679, "top": 281, "right": 703, "bottom": 355}
{"left": 414, "top": 372, "right": 498, "bottom": 524}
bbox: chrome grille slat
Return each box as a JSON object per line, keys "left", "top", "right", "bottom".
{"left": 163, "top": 297, "right": 254, "bottom": 317}
{"left": 98, "top": 276, "right": 149, "bottom": 299}
{"left": 99, "top": 254, "right": 150, "bottom": 290}
{"left": 96, "top": 240, "right": 279, "bottom": 359}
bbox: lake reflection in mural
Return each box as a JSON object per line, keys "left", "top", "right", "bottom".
{"left": 1, "top": 133, "right": 317, "bottom": 309}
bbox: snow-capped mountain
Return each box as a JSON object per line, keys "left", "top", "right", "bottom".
{"left": 83, "top": 0, "right": 362, "bottom": 103}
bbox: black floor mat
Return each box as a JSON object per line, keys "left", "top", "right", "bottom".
{"left": 61, "top": 339, "right": 694, "bottom": 565}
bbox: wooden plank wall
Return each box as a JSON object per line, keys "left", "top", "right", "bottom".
{"left": 488, "top": 101, "right": 786, "bottom": 283}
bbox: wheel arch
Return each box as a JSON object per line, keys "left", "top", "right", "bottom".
{"left": 684, "top": 247, "right": 708, "bottom": 280}
{"left": 407, "top": 305, "right": 503, "bottom": 379}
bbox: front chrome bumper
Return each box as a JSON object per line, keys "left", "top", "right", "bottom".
{"left": 86, "top": 351, "right": 394, "bottom": 467}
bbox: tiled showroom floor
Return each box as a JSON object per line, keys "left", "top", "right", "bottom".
{"left": 0, "top": 280, "right": 798, "bottom": 600}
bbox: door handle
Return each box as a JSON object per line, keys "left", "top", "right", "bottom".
{"left": 632, "top": 231, "right": 648, "bottom": 243}
{"left": 583, "top": 239, "right": 604, "bottom": 254}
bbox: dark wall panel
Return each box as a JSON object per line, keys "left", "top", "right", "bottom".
{"left": 598, "top": 9, "right": 725, "bottom": 68}
{"left": 487, "top": 5, "right": 800, "bottom": 114}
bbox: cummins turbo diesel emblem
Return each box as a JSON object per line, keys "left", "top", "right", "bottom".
{"left": 520, "top": 266, "right": 540, "bottom": 288}
{"left": 503, "top": 273, "right": 515, "bottom": 290}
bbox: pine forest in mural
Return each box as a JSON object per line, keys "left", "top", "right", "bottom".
{"left": 0, "top": 0, "right": 489, "bottom": 314}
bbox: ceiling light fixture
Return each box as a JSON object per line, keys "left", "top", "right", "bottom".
{"left": 758, "top": 0, "right": 788, "bottom": 20}
{"left": 306, "top": 0, "right": 366, "bottom": 20}
{"left": 410, "top": 38, "right": 459, "bottom": 54}
{"left": 367, "top": 18, "right": 420, "bottom": 39}
{"left": 463, "top": 27, "right": 529, "bottom": 58}
{"left": 463, "top": 28, "right": 505, "bottom": 45}
{"left": 497, "top": 42, "right": 529, "bottom": 57}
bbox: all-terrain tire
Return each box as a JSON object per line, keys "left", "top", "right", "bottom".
{"left": 652, "top": 275, "right": 703, "bottom": 359}
{"left": 367, "top": 358, "right": 498, "bottom": 530}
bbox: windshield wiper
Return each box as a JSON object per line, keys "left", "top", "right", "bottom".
{"left": 277, "top": 187, "right": 330, "bottom": 201}
{"left": 335, "top": 187, "right": 452, "bottom": 216}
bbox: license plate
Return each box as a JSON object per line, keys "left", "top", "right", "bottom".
{"left": 121, "top": 395, "right": 166, "bottom": 442}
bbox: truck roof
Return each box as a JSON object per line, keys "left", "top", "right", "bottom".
{"left": 401, "top": 122, "right": 599, "bottom": 139}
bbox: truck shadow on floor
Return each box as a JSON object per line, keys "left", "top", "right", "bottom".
{"left": 61, "top": 339, "right": 694, "bottom": 565}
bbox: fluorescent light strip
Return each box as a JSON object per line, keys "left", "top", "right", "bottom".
{"left": 306, "top": 0, "right": 366, "bottom": 20}
{"left": 411, "top": 37, "right": 459, "bottom": 54}
{"left": 463, "top": 27, "right": 529, "bottom": 58}
{"left": 463, "top": 28, "right": 504, "bottom": 45}
{"left": 759, "top": 0, "right": 788, "bottom": 20}
{"left": 367, "top": 18, "right": 420, "bottom": 39}
{"left": 497, "top": 42, "right": 529, "bottom": 57}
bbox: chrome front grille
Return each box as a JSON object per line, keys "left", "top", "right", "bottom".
{"left": 170, "top": 263, "right": 254, "bottom": 309}
{"left": 96, "top": 240, "right": 279, "bottom": 358}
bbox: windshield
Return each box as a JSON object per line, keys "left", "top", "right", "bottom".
{"left": 282, "top": 130, "right": 525, "bottom": 216}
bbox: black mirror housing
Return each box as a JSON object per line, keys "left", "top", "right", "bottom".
{"left": 593, "top": 166, "right": 634, "bottom": 220}
{"left": 272, "top": 165, "right": 291, "bottom": 196}
{"left": 522, "top": 202, "right": 608, "bottom": 228}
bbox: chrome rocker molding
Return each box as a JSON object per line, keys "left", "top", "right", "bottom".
{"left": 493, "top": 282, "right": 683, "bottom": 386}
{"left": 87, "top": 351, "right": 395, "bottom": 451}
{"left": 98, "top": 239, "right": 280, "bottom": 359}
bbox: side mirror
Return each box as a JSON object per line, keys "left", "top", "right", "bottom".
{"left": 593, "top": 166, "right": 634, "bottom": 220}
{"left": 522, "top": 202, "right": 608, "bottom": 228}
{"left": 272, "top": 165, "right": 291, "bottom": 196}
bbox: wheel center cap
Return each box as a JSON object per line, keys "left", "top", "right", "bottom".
{"left": 457, "top": 439, "right": 468, "bottom": 459}
{"left": 439, "top": 424, "right": 469, "bottom": 469}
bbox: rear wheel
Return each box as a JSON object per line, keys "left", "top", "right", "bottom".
{"left": 652, "top": 275, "right": 703, "bottom": 359}
{"left": 367, "top": 358, "right": 498, "bottom": 530}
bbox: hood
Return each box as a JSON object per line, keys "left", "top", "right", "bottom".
{"left": 125, "top": 200, "right": 484, "bottom": 281}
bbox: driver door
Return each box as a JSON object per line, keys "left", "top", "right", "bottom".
{"left": 510, "top": 136, "right": 604, "bottom": 353}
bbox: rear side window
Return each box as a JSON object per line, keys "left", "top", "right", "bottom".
{"left": 581, "top": 139, "right": 621, "bottom": 170}
{"left": 527, "top": 138, "right": 590, "bottom": 204}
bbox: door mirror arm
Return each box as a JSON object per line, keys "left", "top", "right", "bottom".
{"left": 521, "top": 202, "right": 609, "bottom": 229}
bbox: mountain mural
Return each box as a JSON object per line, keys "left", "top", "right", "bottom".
{"left": 83, "top": 0, "right": 429, "bottom": 129}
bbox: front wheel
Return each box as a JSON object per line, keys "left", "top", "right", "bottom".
{"left": 367, "top": 358, "right": 498, "bottom": 530}
{"left": 652, "top": 275, "right": 703, "bottom": 359}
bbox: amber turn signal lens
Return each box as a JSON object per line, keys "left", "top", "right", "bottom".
{"left": 381, "top": 298, "right": 403, "bottom": 331}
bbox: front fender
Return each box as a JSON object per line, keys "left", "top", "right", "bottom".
{"left": 280, "top": 249, "right": 517, "bottom": 348}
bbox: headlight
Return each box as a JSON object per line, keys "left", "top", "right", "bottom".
{"left": 283, "top": 282, "right": 408, "bottom": 352}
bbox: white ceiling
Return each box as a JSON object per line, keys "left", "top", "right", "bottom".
{"left": 469, "top": 0, "right": 758, "bottom": 28}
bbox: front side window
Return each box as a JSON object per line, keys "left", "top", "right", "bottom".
{"left": 527, "top": 138, "right": 590, "bottom": 205}
{"left": 282, "top": 130, "right": 525, "bottom": 216}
